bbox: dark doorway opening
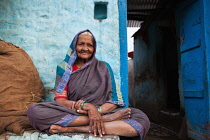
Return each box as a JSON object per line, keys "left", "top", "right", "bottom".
{"left": 158, "top": 25, "right": 182, "bottom": 133}
{"left": 162, "top": 27, "right": 180, "bottom": 111}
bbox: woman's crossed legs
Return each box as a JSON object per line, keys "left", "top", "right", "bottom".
{"left": 50, "top": 108, "right": 138, "bottom": 137}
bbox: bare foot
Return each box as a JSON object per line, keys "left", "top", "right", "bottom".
{"left": 102, "top": 108, "right": 132, "bottom": 122}
{"left": 49, "top": 125, "right": 70, "bottom": 133}
{"left": 49, "top": 125, "right": 89, "bottom": 134}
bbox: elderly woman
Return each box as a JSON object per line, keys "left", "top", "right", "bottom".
{"left": 27, "top": 30, "right": 150, "bottom": 139}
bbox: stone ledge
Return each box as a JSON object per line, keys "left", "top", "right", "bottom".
{"left": 0, "top": 131, "right": 119, "bottom": 140}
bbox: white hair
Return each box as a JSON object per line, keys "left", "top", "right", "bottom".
{"left": 79, "top": 31, "right": 93, "bottom": 37}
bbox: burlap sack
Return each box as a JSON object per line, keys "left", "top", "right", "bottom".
{"left": 0, "top": 39, "right": 44, "bottom": 135}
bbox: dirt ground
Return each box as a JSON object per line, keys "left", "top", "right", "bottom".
{"left": 144, "top": 122, "right": 192, "bottom": 140}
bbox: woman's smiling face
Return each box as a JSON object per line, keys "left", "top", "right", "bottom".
{"left": 76, "top": 33, "right": 94, "bottom": 61}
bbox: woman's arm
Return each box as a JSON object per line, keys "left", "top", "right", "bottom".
{"left": 54, "top": 90, "right": 77, "bottom": 111}
{"left": 55, "top": 98, "right": 76, "bottom": 110}
{"left": 76, "top": 102, "right": 118, "bottom": 115}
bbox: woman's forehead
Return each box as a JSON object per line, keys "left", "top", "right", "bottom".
{"left": 78, "top": 34, "right": 93, "bottom": 41}
{"left": 77, "top": 33, "right": 94, "bottom": 44}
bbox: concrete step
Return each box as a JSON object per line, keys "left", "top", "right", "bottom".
{"left": 0, "top": 131, "right": 119, "bottom": 140}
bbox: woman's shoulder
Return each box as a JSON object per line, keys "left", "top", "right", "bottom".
{"left": 97, "top": 60, "right": 114, "bottom": 74}
{"left": 93, "top": 60, "right": 108, "bottom": 71}
{"left": 98, "top": 60, "right": 109, "bottom": 68}
{"left": 93, "top": 58, "right": 112, "bottom": 71}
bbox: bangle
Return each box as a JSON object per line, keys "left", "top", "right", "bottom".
{"left": 80, "top": 101, "right": 88, "bottom": 110}
{"left": 97, "top": 107, "right": 102, "bottom": 113}
{"left": 54, "top": 96, "right": 68, "bottom": 100}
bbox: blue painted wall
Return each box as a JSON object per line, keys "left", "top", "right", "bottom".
{"left": 0, "top": 0, "right": 128, "bottom": 105}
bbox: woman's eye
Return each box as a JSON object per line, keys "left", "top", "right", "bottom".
{"left": 87, "top": 44, "right": 93, "bottom": 47}
{"left": 78, "top": 43, "right": 84, "bottom": 46}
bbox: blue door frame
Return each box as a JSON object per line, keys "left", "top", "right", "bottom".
{"left": 118, "top": 0, "right": 128, "bottom": 108}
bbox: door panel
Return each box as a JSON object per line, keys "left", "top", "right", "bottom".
{"left": 180, "top": 0, "right": 207, "bottom": 139}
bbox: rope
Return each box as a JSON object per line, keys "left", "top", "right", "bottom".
{"left": 25, "top": 92, "right": 44, "bottom": 109}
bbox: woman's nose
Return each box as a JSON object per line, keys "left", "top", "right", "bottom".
{"left": 82, "top": 45, "right": 89, "bottom": 50}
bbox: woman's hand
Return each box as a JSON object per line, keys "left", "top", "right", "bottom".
{"left": 74, "top": 100, "right": 83, "bottom": 110}
{"left": 68, "top": 100, "right": 76, "bottom": 111}
{"left": 74, "top": 100, "right": 88, "bottom": 115}
{"left": 83, "top": 103, "right": 105, "bottom": 137}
